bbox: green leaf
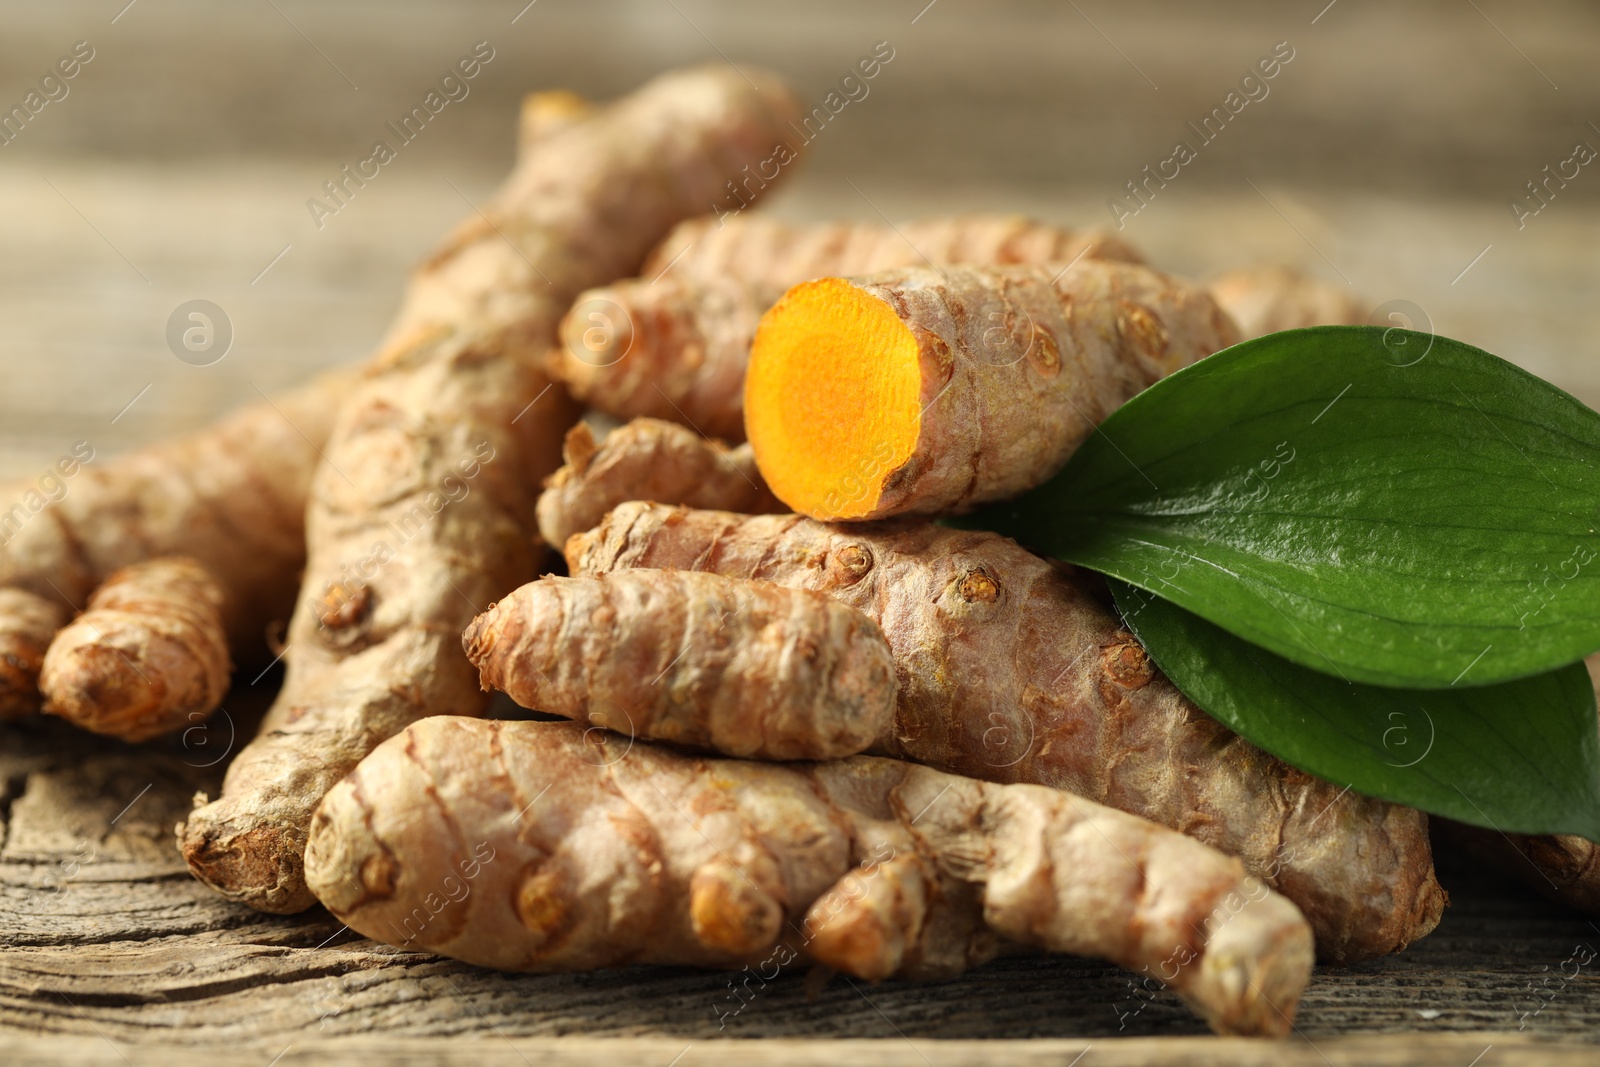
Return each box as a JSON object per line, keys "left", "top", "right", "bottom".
{"left": 1109, "top": 578, "right": 1600, "bottom": 839}
{"left": 971, "top": 326, "right": 1600, "bottom": 688}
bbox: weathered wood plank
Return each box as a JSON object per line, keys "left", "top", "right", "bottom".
{"left": 0, "top": 1033, "right": 1593, "bottom": 1067}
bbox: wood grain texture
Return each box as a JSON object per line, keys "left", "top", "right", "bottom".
{"left": 0, "top": 1034, "right": 1596, "bottom": 1067}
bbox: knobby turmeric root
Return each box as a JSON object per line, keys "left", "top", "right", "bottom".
{"left": 550, "top": 215, "right": 1144, "bottom": 441}
{"left": 40, "top": 558, "right": 230, "bottom": 743}
{"left": 1437, "top": 655, "right": 1600, "bottom": 913}
{"left": 305, "top": 717, "right": 1313, "bottom": 1037}
{"left": 0, "top": 89, "right": 604, "bottom": 729}
{"left": 180, "top": 66, "right": 803, "bottom": 914}
{"left": 1207, "top": 264, "right": 1365, "bottom": 339}
{"left": 0, "top": 89, "right": 605, "bottom": 729}
{"left": 745, "top": 261, "right": 1239, "bottom": 521}
{"left": 536, "top": 418, "right": 783, "bottom": 552}
{"left": 0, "top": 590, "right": 67, "bottom": 720}
{"left": 0, "top": 369, "right": 351, "bottom": 716}
{"left": 653, "top": 213, "right": 1147, "bottom": 295}
{"left": 465, "top": 570, "right": 897, "bottom": 760}
{"left": 568, "top": 503, "right": 1447, "bottom": 963}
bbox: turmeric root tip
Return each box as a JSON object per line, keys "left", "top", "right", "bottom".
{"left": 0, "top": 589, "right": 68, "bottom": 720}
{"left": 464, "top": 570, "right": 898, "bottom": 760}
{"left": 535, "top": 418, "right": 784, "bottom": 552}
{"left": 746, "top": 262, "right": 1238, "bottom": 521}
{"left": 40, "top": 557, "right": 231, "bottom": 742}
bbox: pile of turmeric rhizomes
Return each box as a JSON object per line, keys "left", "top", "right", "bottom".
{"left": 8, "top": 65, "right": 1593, "bottom": 1039}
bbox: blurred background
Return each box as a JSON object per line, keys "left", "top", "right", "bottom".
{"left": 2, "top": 0, "right": 1597, "bottom": 479}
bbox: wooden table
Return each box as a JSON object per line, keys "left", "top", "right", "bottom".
{"left": 4, "top": 2, "right": 1599, "bottom": 1062}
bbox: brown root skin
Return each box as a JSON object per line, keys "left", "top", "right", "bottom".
{"left": 305, "top": 717, "right": 1312, "bottom": 1037}
{"left": 0, "top": 369, "right": 351, "bottom": 670}
{"left": 0, "top": 589, "right": 67, "bottom": 720}
{"left": 567, "top": 502, "right": 1447, "bottom": 963}
{"left": 645, "top": 213, "right": 1146, "bottom": 295}
{"left": 550, "top": 215, "right": 1145, "bottom": 442}
{"left": 745, "top": 261, "right": 1239, "bottom": 521}
{"left": 535, "top": 418, "right": 783, "bottom": 552}
{"left": 552, "top": 272, "right": 763, "bottom": 442}
{"left": 179, "top": 66, "right": 804, "bottom": 915}
{"left": 1207, "top": 263, "right": 1366, "bottom": 339}
{"left": 40, "top": 558, "right": 231, "bottom": 743}
{"left": 464, "top": 570, "right": 897, "bottom": 760}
